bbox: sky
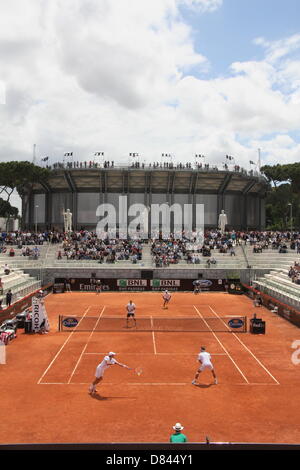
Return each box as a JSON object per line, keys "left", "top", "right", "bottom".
{"left": 0, "top": 0, "right": 300, "bottom": 175}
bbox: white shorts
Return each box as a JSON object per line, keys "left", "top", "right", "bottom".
{"left": 198, "top": 363, "right": 213, "bottom": 372}
{"left": 95, "top": 365, "right": 105, "bottom": 378}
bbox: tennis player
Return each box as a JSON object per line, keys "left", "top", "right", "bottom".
{"left": 192, "top": 346, "right": 218, "bottom": 385}
{"left": 162, "top": 290, "right": 171, "bottom": 309}
{"left": 89, "top": 352, "right": 132, "bottom": 395}
{"left": 126, "top": 300, "right": 137, "bottom": 328}
{"left": 95, "top": 280, "right": 101, "bottom": 294}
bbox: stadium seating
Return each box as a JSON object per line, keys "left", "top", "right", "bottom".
{"left": 0, "top": 267, "right": 41, "bottom": 308}
{"left": 244, "top": 245, "right": 298, "bottom": 270}
{"left": 254, "top": 268, "right": 300, "bottom": 309}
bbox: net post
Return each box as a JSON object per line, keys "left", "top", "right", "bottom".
{"left": 244, "top": 316, "right": 247, "bottom": 333}
{"left": 58, "top": 315, "right": 61, "bottom": 332}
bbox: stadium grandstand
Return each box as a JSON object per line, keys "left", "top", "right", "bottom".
{"left": 24, "top": 162, "right": 267, "bottom": 231}
{"left": 4, "top": 163, "right": 293, "bottom": 317}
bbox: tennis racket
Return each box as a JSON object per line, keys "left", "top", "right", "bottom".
{"left": 135, "top": 366, "right": 143, "bottom": 376}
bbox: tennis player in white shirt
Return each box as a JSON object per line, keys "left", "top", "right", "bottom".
{"left": 89, "top": 352, "right": 132, "bottom": 395}
{"left": 192, "top": 346, "right": 218, "bottom": 385}
{"left": 126, "top": 300, "right": 137, "bottom": 328}
{"left": 162, "top": 290, "right": 171, "bottom": 309}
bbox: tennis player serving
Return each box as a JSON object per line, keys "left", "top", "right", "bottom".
{"left": 89, "top": 352, "right": 132, "bottom": 395}
{"left": 192, "top": 346, "right": 218, "bottom": 386}
{"left": 126, "top": 300, "right": 137, "bottom": 328}
{"left": 162, "top": 290, "right": 171, "bottom": 309}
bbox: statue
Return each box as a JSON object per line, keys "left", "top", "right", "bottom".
{"left": 63, "top": 208, "right": 72, "bottom": 232}
{"left": 218, "top": 209, "right": 228, "bottom": 234}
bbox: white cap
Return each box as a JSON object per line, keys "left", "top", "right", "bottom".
{"left": 108, "top": 351, "right": 116, "bottom": 356}
{"left": 173, "top": 423, "right": 184, "bottom": 431}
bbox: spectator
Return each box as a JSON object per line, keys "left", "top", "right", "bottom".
{"left": 6, "top": 289, "right": 12, "bottom": 307}
{"left": 170, "top": 423, "right": 188, "bottom": 443}
{"left": 3, "top": 264, "right": 10, "bottom": 275}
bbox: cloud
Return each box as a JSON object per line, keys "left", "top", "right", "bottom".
{"left": 52, "top": 0, "right": 208, "bottom": 109}
{"left": 254, "top": 34, "right": 300, "bottom": 64}
{"left": 179, "top": 0, "right": 223, "bottom": 12}
{"left": 0, "top": 0, "right": 299, "bottom": 175}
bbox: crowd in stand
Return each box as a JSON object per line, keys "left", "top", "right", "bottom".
{"left": 240, "top": 231, "right": 300, "bottom": 253}
{"left": 0, "top": 231, "right": 49, "bottom": 246}
{"left": 43, "top": 160, "right": 261, "bottom": 177}
{"left": 0, "top": 229, "right": 300, "bottom": 268}
{"left": 58, "top": 232, "right": 142, "bottom": 264}
{"left": 51, "top": 161, "right": 115, "bottom": 170}
{"left": 149, "top": 229, "right": 300, "bottom": 267}
{"left": 288, "top": 262, "right": 300, "bottom": 284}
{"left": 151, "top": 240, "right": 185, "bottom": 267}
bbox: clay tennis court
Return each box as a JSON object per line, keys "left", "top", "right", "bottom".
{"left": 1, "top": 291, "right": 299, "bottom": 444}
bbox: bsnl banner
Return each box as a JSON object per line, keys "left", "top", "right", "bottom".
{"left": 117, "top": 279, "right": 180, "bottom": 287}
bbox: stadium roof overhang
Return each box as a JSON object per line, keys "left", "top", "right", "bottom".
{"left": 31, "top": 167, "right": 268, "bottom": 195}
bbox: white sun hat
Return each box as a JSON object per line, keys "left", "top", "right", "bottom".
{"left": 173, "top": 423, "right": 184, "bottom": 431}
{"left": 108, "top": 351, "right": 117, "bottom": 356}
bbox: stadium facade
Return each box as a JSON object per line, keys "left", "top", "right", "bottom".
{"left": 24, "top": 165, "right": 268, "bottom": 231}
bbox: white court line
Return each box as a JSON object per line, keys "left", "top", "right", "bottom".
{"left": 37, "top": 306, "right": 93, "bottom": 384}
{"left": 208, "top": 306, "right": 280, "bottom": 385}
{"left": 193, "top": 306, "right": 249, "bottom": 384}
{"left": 83, "top": 352, "right": 227, "bottom": 356}
{"left": 151, "top": 316, "right": 157, "bottom": 355}
{"left": 39, "top": 381, "right": 280, "bottom": 386}
{"left": 39, "top": 382, "right": 190, "bottom": 386}
{"left": 237, "top": 383, "right": 280, "bottom": 386}
{"left": 67, "top": 306, "right": 106, "bottom": 384}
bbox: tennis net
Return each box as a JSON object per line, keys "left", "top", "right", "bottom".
{"left": 58, "top": 315, "right": 247, "bottom": 332}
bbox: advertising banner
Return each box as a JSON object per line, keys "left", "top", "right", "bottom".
{"left": 117, "top": 280, "right": 148, "bottom": 290}
{"left": 31, "top": 297, "right": 50, "bottom": 333}
{"left": 54, "top": 277, "right": 241, "bottom": 292}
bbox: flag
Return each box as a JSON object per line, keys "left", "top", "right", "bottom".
{"left": 64, "top": 152, "right": 73, "bottom": 157}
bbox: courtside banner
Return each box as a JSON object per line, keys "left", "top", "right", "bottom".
{"left": 117, "top": 279, "right": 148, "bottom": 291}
{"left": 151, "top": 279, "right": 181, "bottom": 289}
{"left": 54, "top": 278, "right": 241, "bottom": 292}
{"left": 31, "top": 297, "right": 44, "bottom": 333}
{"left": 117, "top": 279, "right": 147, "bottom": 289}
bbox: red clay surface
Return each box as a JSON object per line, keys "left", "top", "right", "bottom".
{"left": 0, "top": 291, "right": 299, "bottom": 444}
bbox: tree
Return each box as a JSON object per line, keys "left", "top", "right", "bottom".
{"left": 0, "top": 161, "right": 50, "bottom": 228}
{"left": 261, "top": 163, "right": 300, "bottom": 229}
{"left": 0, "top": 197, "right": 19, "bottom": 230}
